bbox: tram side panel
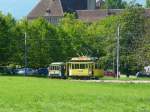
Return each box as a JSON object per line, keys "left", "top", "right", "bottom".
{"left": 67, "top": 62, "right": 94, "bottom": 77}
{"left": 93, "top": 69, "right": 104, "bottom": 78}
{"left": 93, "top": 63, "right": 104, "bottom": 78}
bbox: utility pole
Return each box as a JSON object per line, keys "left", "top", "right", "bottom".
{"left": 113, "top": 48, "right": 115, "bottom": 74}
{"left": 116, "top": 25, "right": 120, "bottom": 79}
{"left": 24, "top": 32, "right": 27, "bottom": 76}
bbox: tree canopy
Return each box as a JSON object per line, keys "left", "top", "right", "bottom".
{"left": 146, "top": 0, "right": 150, "bottom": 8}
{"left": 0, "top": 7, "right": 150, "bottom": 75}
{"left": 105, "top": 0, "right": 127, "bottom": 9}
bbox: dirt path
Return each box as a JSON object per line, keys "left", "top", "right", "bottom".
{"left": 73, "top": 80, "right": 150, "bottom": 84}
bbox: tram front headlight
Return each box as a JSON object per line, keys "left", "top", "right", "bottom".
{"left": 89, "top": 71, "right": 92, "bottom": 75}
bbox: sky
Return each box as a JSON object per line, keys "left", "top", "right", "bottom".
{"left": 0, "top": 0, "right": 146, "bottom": 20}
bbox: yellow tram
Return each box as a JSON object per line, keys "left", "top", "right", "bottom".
{"left": 66, "top": 56, "right": 104, "bottom": 79}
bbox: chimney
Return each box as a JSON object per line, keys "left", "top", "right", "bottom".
{"left": 87, "top": 0, "right": 96, "bottom": 10}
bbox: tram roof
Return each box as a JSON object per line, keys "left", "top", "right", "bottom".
{"left": 71, "top": 56, "right": 98, "bottom": 61}
{"left": 67, "top": 62, "right": 94, "bottom": 64}
{"left": 50, "top": 62, "right": 64, "bottom": 65}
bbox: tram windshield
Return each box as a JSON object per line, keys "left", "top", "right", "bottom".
{"left": 50, "top": 66, "right": 60, "bottom": 70}
{"left": 95, "top": 63, "right": 101, "bottom": 69}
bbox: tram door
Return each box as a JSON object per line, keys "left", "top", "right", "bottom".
{"left": 65, "top": 63, "right": 69, "bottom": 76}
{"left": 88, "top": 63, "right": 93, "bottom": 76}
{"left": 68, "top": 63, "right": 72, "bottom": 76}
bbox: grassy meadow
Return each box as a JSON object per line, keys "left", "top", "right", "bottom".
{"left": 0, "top": 76, "right": 150, "bottom": 112}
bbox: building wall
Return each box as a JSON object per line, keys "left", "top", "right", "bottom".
{"left": 87, "top": 0, "right": 96, "bottom": 10}
{"left": 45, "top": 16, "right": 63, "bottom": 24}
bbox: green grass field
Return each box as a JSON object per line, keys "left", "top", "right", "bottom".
{"left": 0, "top": 76, "right": 150, "bottom": 112}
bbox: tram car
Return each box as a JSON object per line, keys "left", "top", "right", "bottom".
{"left": 66, "top": 56, "right": 104, "bottom": 79}
{"left": 48, "top": 62, "right": 65, "bottom": 78}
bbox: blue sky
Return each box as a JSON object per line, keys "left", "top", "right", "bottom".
{"left": 0, "top": 0, "right": 146, "bottom": 19}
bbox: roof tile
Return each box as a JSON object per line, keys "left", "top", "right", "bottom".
{"left": 27, "top": 0, "right": 64, "bottom": 19}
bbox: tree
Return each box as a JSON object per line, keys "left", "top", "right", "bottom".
{"left": 136, "top": 18, "right": 150, "bottom": 67}
{"left": 105, "top": 0, "right": 127, "bottom": 9}
{"left": 58, "top": 13, "right": 87, "bottom": 59}
{"left": 0, "top": 7, "right": 148, "bottom": 76}
{"left": 0, "top": 12, "right": 16, "bottom": 66}
{"left": 85, "top": 15, "right": 119, "bottom": 69}
{"left": 10, "top": 19, "right": 28, "bottom": 67}
{"left": 119, "top": 7, "right": 145, "bottom": 74}
{"left": 146, "top": 0, "right": 150, "bottom": 8}
{"left": 12, "top": 18, "right": 60, "bottom": 68}
{"left": 127, "top": 0, "right": 143, "bottom": 8}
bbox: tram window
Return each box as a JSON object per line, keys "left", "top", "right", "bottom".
{"left": 80, "top": 64, "right": 85, "bottom": 69}
{"left": 69, "top": 64, "right": 72, "bottom": 69}
{"left": 95, "top": 64, "right": 98, "bottom": 69}
{"left": 57, "top": 66, "right": 59, "bottom": 70}
{"left": 89, "top": 64, "right": 92, "bottom": 69}
{"left": 87, "top": 64, "right": 89, "bottom": 69}
{"left": 75, "top": 64, "right": 79, "bottom": 69}
{"left": 59, "top": 66, "right": 61, "bottom": 70}
{"left": 85, "top": 64, "right": 88, "bottom": 69}
{"left": 95, "top": 64, "right": 100, "bottom": 69}
{"left": 72, "top": 64, "right": 75, "bottom": 69}
{"left": 89, "top": 64, "right": 93, "bottom": 69}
